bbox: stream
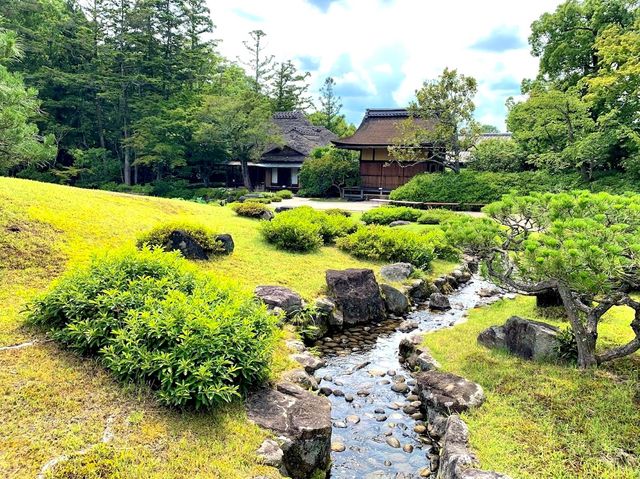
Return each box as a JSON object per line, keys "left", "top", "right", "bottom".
{"left": 312, "top": 277, "right": 495, "bottom": 479}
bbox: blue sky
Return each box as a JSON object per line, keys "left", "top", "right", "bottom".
{"left": 211, "top": 0, "right": 563, "bottom": 130}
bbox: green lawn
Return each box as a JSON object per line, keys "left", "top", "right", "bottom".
{"left": 0, "top": 177, "right": 453, "bottom": 479}
{"left": 423, "top": 296, "right": 640, "bottom": 479}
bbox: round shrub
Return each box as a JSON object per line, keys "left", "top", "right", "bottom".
{"left": 27, "top": 248, "right": 277, "bottom": 409}
{"left": 232, "top": 201, "right": 273, "bottom": 219}
{"left": 336, "top": 225, "right": 436, "bottom": 268}
{"left": 275, "top": 189, "right": 294, "bottom": 199}
{"left": 260, "top": 215, "right": 323, "bottom": 252}
{"left": 361, "top": 206, "right": 423, "bottom": 225}
{"left": 136, "top": 222, "right": 225, "bottom": 257}
{"left": 417, "top": 209, "right": 460, "bottom": 225}
{"left": 324, "top": 208, "right": 352, "bottom": 217}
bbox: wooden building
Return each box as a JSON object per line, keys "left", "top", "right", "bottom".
{"left": 227, "top": 111, "right": 337, "bottom": 190}
{"left": 332, "top": 108, "right": 441, "bottom": 192}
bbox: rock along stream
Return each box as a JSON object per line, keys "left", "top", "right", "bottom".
{"left": 312, "top": 277, "right": 495, "bottom": 479}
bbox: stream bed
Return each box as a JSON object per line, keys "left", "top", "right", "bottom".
{"left": 312, "top": 277, "right": 495, "bottom": 479}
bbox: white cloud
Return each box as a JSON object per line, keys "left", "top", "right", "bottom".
{"left": 208, "top": 0, "right": 563, "bottom": 129}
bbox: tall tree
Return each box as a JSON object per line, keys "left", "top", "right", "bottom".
{"left": 0, "top": 26, "right": 55, "bottom": 172}
{"left": 315, "top": 77, "right": 342, "bottom": 132}
{"left": 389, "top": 68, "right": 480, "bottom": 173}
{"left": 240, "top": 29, "right": 274, "bottom": 93}
{"left": 270, "top": 60, "right": 312, "bottom": 112}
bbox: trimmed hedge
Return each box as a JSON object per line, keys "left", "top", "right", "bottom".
{"left": 232, "top": 201, "right": 273, "bottom": 218}
{"left": 136, "top": 222, "right": 225, "bottom": 256}
{"left": 417, "top": 209, "right": 461, "bottom": 225}
{"left": 336, "top": 225, "right": 435, "bottom": 268}
{"left": 390, "top": 170, "right": 640, "bottom": 205}
{"left": 27, "top": 248, "right": 277, "bottom": 409}
{"left": 361, "top": 206, "right": 423, "bottom": 225}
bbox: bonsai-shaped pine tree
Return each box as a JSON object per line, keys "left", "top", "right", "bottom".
{"left": 444, "top": 190, "right": 640, "bottom": 368}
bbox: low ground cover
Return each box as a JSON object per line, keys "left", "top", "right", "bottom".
{"left": 423, "top": 295, "right": 640, "bottom": 479}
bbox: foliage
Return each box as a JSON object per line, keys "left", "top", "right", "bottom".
{"left": 440, "top": 215, "right": 504, "bottom": 257}
{"left": 240, "top": 30, "right": 274, "bottom": 93}
{"left": 421, "top": 228, "right": 460, "bottom": 262}
{"left": 275, "top": 189, "right": 294, "bottom": 199}
{"left": 298, "top": 146, "right": 359, "bottom": 197}
{"left": 324, "top": 208, "right": 352, "bottom": 217}
{"left": 136, "top": 222, "right": 226, "bottom": 256}
{"left": 309, "top": 77, "right": 349, "bottom": 135}
{"left": 468, "top": 138, "right": 527, "bottom": 173}
{"left": 0, "top": 26, "right": 55, "bottom": 172}
{"left": 308, "top": 111, "right": 356, "bottom": 138}
{"left": 27, "top": 248, "right": 278, "bottom": 409}
{"left": 361, "top": 206, "right": 423, "bottom": 225}
{"left": 231, "top": 201, "right": 272, "bottom": 219}
{"left": 389, "top": 68, "right": 480, "bottom": 172}
{"left": 261, "top": 207, "right": 358, "bottom": 251}
{"left": 270, "top": 60, "right": 313, "bottom": 112}
{"left": 555, "top": 327, "right": 579, "bottom": 363}
{"left": 455, "top": 191, "right": 640, "bottom": 368}
{"left": 417, "top": 208, "right": 460, "bottom": 225}
{"left": 337, "top": 225, "right": 436, "bottom": 268}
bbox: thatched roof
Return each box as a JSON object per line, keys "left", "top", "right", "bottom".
{"left": 262, "top": 111, "right": 337, "bottom": 163}
{"left": 333, "top": 108, "right": 435, "bottom": 149}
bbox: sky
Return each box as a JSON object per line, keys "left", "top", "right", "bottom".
{"left": 208, "top": 0, "right": 563, "bottom": 130}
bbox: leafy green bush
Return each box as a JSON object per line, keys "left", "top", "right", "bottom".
{"left": 99, "top": 182, "right": 154, "bottom": 196}
{"left": 361, "top": 206, "right": 423, "bottom": 225}
{"left": 417, "top": 208, "right": 460, "bottom": 224}
{"left": 275, "top": 189, "right": 294, "bottom": 199}
{"left": 27, "top": 248, "right": 277, "bottom": 409}
{"left": 421, "top": 228, "right": 460, "bottom": 261}
{"left": 298, "top": 146, "right": 360, "bottom": 197}
{"left": 336, "top": 225, "right": 435, "bottom": 268}
{"left": 232, "top": 201, "right": 273, "bottom": 219}
{"left": 555, "top": 327, "right": 578, "bottom": 363}
{"left": 440, "top": 215, "right": 504, "bottom": 256}
{"left": 468, "top": 138, "right": 527, "bottom": 172}
{"left": 261, "top": 215, "right": 323, "bottom": 252}
{"left": 324, "top": 208, "right": 352, "bottom": 217}
{"left": 136, "top": 222, "right": 225, "bottom": 256}
{"left": 261, "top": 207, "right": 358, "bottom": 251}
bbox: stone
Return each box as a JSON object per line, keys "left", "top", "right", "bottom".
{"left": 398, "top": 335, "right": 440, "bottom": 372}
{"left": 254, "top": 285, "right": 303, "bottom": 317}
{"left": 398, "top": 320, "right": 418, "bottom": 333}
{"left": 319, "top": 387, "right": 332, "bottom": 396}
{"left": 437, "top": 415, "right": 512, "bottom": 479}
{"left": 477, "top": 326, "right": 506, "bottom": 350}
{"left": 315, "top": 297, "right": 336, "bottom": 314}
{"left": 291, "top": 353, "right": 326, "bottom": 374}
{"left": 402, "top": 444, "right": 414, "bottom": 453}
{"left": 285, "top": 339, "right": 306, "bottom": 353}
{"left": 429, "top": 292, "right": 451, "bottom": 311}
{"left": 389, "top": 220, "right": 412, "bottom": 227}
{"left": 346, "top": 415, "right": 360, "bottom": 425}
{"left": 381, "top": 283, "right": 411, "bottom": 315}
{"left": 281, "top": 368, "right": 319, "bottom": 391}
{"left": 386, "top": 437, "right": 401, "bottom": 448}
{"left": 416, "top": 371, "right": 485, "bottom": 414}
{"left": 214, "top": 233, "right": 235, "bottom": 255}
{"left": 380, "top": 262, "right": 415, "bottom": 282}
{"left": 391, "top": 382, "right": 409, "bottom": 393}
{"left": 260, "top": 209, "right": 275, "bottom": 221}
{"left": 331, "top": 441, "right": 346, "bottom": 452}
{"left": 415, "top": 351, "right": 440, "bottom": 372}
{"left": 325, "top": 269, "right": 386, "bottom": 326}
{"left": 162, "top": 230, "right": 209, "bottom": 260}
{"left": 275, "top": 206, "right": 294, "bottom": 213}
{"left": 256, "top": 439, "right": 283, "bottom": 468}
{"left": 478, "top": 286, "right": 501, "bottom": 298}
{"left": 481, "top": 316, "right": 560, "bottom": 361}
{"left": 246, "top": 382, "right": 331, "bottom": 479}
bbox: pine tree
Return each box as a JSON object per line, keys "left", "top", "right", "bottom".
{"left": 240, "top": 29, "right": 274, "bottom": 93}
{"left": 270, "top": 60, "right": 313, "bottom": 112}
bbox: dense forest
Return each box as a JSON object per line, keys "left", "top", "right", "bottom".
{"left": 0, "top": 0, "right": 353, "bottom": 192}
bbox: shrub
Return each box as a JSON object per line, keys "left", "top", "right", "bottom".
{"left": 417, "top": 208, "right": 460, "bottom": 225}
{"left": 275, "top": 189, "right": 294, "bottom": 199}
{"left": 324, "top": 208, "right": 352, "bottom": 217}
{"left": 261, "top": 207, "right": 358, "bottom": 251}
{"left": 136, "top": 222, "right": 225, "bottom": 256}
{"left": 440, "top": 215, "right": 504, "bottom": 256}
{"left": 361, "top": 206, "right": 423, "bottom": 225}
{"left": 468, "top": 138, "right": 527, "bottom": 172}
{"left": 336, "top": 225, "right": 435, "bottom": 268}
{"left": 555, "top": 327, "right": 578, "bottom": 363}
{"left": 261, "top": 215, "right": 323, "bottom": 252}
{"left": 421, "top": 228, "right": 460, "bottom": 261}
{"left": 298, "top": 146, "right": 359, "bottom": 198}
{"left": 232, "top": 201, "right": 273, "bottom": 219}
{"left": 27, "top": 248, "right": 277, "bottom": 409}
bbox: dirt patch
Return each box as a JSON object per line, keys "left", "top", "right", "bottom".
{"left": 0, "top": 218, "right": 66, "bottom": 275}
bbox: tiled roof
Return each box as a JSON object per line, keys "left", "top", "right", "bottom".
{"left": 333, "top": 108, "right": 435, "bottom": 148}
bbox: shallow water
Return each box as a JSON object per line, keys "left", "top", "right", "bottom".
{"left": 314, "top": 277, "right": 495, "bottom": 479}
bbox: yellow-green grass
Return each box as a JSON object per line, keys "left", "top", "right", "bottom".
{"left": 423, "top": 296, "right": 640, "bottom": 479}
{"left": 0, "top": 177, "right": 454, "bottom": 478}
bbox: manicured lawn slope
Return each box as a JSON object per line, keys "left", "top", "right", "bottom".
{"left": 0, "top": 177, "right": 453, "bottom": 478}
{"left": 424, "top": 296, "right": 640, "bottom": 479}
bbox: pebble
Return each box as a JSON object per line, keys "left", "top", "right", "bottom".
{"left": 374, "top": 408, "right": 385, "bottom": 414}
{"left": 403, "top": 444, "right": 414, "bottom": 453}
{"left": 375, "top": 414, "right": 387, "bottom": 422}
{"left": 407, "top": 394, "right": 419, "bottom": 401}
{"left": 346, "top": 415, "right": 360, "bottom": 425}
{"left": 391, "top": 383, "right": 409, "bottom": 393}
{"left": 319, "top": 387, "right": 332, "bottom": 396}
{"left": 419, "top": 467, "right": 432, "bottom": 477}
{"left": 357, "top": 389, "right": 370, "bottom": 397}
{"left": 384, "top": 460, "right": 392, "bottom": 467}
{"left": 333, "top": 389, "right": 344, "bottom": 397}
{"left": 334, "top": 421, "right": 347, "bottom": 428}
{"left": 386, "top": 437, "right": 401, "bottom": 448}
{"left": 387, "top": 369, "right": 397, "bottom": 376}
{"left": 414, "top": 425, "right": 427, "bottom": 434}
{"left": 331, "top": 441, "right": 346, "bottom": 452}
{"left": 344, "top": 394, "right": 354, "bottom": 403}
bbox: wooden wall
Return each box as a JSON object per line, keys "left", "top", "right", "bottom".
{"left": 360, "top": 160, "right": 442, "bottom": 189}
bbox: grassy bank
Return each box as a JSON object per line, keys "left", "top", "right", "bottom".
{"left": 0, "top": 177, "right": 453, "bottom": 478}
{"left": 423, "top": 296, "right": 640, "bottom": 479}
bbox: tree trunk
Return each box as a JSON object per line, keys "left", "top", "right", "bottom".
{"left": 557, "top": 285, "right": 598, "bottom": 368}
{"left": 241, "top": 159, "right": 252, "bottom": 190}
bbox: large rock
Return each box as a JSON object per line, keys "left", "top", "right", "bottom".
{"left": 437, "top": 415, "right": 512, "bottom": 479}
{"left": 163, "top": 230, "right": 209, "bottom": 260}
{"left": 416, "top": 371, "right": 485, "bottom": 414}
{"left": 404, "top": 278, "right": 434, "bottom": 302}
{"left": 478, "top": 316, "right": 559, "bottom": 361}
{"left": 399, "top": 333, "right": 440, "bottom": 372}
{"left": 291, "top": 353, "right": 326, "bottom": 374}
{"left": 260, "top": 209, "right": 275, "bottom": 221}
{"left": 380, "top": 262, "right": 415, "bottom": 282}
{"left": 389, "top": 220, "right": 412, "bottom": 227}
{"left": 215, "top": 234, "right": 235, "bottom": 255}
{"left": 281, "top": 368, "right": 319, "bottom": 391}
{"left": 246, "top": 382, "right": 332, "bottom": 479}
{"left": 429, "top": 292, "right": 451, "bottom": 311}
{"left": 325, "top": 269, "right": 386, "bottom": 326}
{"left": 380, "top": 283, "right": 410, "bottom": 315}
{"left": 255, "top": 285, "right": 303, "bottom": 317}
